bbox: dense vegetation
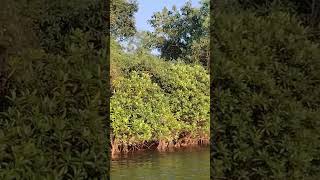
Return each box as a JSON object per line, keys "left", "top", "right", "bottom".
{"left": 211, "top": 1, "right": 320, "bottom": 179}
{"left": 109, "top": 0, "right": 210, "bottom": 153}
{"left": 1, "top": 0, "right": 319, "bottom": 179}
{"left": 146, "top": 0, "right": 209, "bottom": 66}
{"left": 0, "top": 0, "right": 110, "bottom": 178}
{"left": 110, "top": 41, "right": 209, "bottom": 151}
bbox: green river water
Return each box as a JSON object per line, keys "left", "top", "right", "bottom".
{"left": 111, "top": 146, "right": 209, "bottom": 180}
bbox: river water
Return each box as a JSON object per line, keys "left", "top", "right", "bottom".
{"left": 111, "top": 146, "right": 209, "bottom": 180}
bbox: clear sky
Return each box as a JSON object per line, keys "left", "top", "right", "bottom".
{"left": 135, "top": 0, "right": 201, "bottom": 32}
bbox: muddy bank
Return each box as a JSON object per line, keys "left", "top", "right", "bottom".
{"left": 111, "top": 133, "right": 209, "bottom": 159}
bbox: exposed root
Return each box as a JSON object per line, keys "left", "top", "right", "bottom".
{"left": 111, "top": 133, "right": 209, "bottom": 159}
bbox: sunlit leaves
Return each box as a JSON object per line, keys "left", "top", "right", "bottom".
{"left": 111, "top": 47, "right": 209, "bottom": 145}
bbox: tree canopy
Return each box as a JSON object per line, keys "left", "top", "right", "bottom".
{"left": 111, "top": 0, "right": 138, "bottom": 39}
{"left": 139, "top": 0, "right": 210, "bottom": 67}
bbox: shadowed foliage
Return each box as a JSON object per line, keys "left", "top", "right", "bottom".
{"left": 0, "top": 0, "right": 112, "bottom": 178}
{"left": 211, "top": 5, "right": 320, "bottom": 179}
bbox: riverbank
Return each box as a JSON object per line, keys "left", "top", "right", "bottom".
{"left": 111, "top": 134, "right": 209, "bottom": 159}
{"left": 111, "top": 43, "right": 210, "bottom": 160}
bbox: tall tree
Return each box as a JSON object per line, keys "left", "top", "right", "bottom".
{"left": 110, "top": 0, "right": 138, "bottom": 39}
{"left": 147, "top": 0, "right": 209, "bottom": 65}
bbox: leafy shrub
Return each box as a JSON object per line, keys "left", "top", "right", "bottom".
{"left": 0, "top": 31, "right": 108, "bottom": 179}
{"left": 1, "top": 0, "right": 111, "bottom": 55}
{"left": 211, "top": 9, "right": 320, "bottom": 179}
{"left": 111, "top": 72, "right": 181, "bottom": 144}
{"left": 111, "top": 47, "right": 210, "bottom": 145}
{"left": 148, "top": 61, "right": 210, "bottom": 135}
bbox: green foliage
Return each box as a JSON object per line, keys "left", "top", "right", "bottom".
{"left": 0, "top": 31, "right": 108, "bottom": 179}
{"left": 212, "top": 9, "right": 320, "bottom": 179}
{"left": 111, "top": 72, "right": 179, "bottom": 143}
{"left": 111, "top": 45, "right": 209, "bottom": 145}
{"left": 110, "top": 0, "right": 138, "bottom": 39}
{"left": 190, "top": 36, "right": 210, "bottom": 67}
{"left": 120, "top": 31, "right": 153, "bottom": 53}
{"left": 220, "top": 0, "right": 320, "bottom": 31}
{"left": 36, "top": 0, "right": 107, "bottom": 53}
{"left": 146, "top": 0, "right": 209, "bottom": 65}
{"left": 149, "top": 62, "right": 210, "bottom": 131}
{"left": 1, "top": 0, "right": 108, "bottom": 54}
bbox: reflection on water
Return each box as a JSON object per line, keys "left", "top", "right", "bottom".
{"left": 111, "top": 147, "right": 209, "bottom": 180}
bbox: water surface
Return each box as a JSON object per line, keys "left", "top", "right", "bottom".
{"left": 111, "top": 147, "right": 209, "bottom": 180}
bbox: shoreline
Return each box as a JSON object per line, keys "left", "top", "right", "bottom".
{"left": 111, "top": 135, "right": 210, "bottom": 159}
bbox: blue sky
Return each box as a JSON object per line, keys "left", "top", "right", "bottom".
{"left": 135, "top": 0, "right": 201, "bottom": 32}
